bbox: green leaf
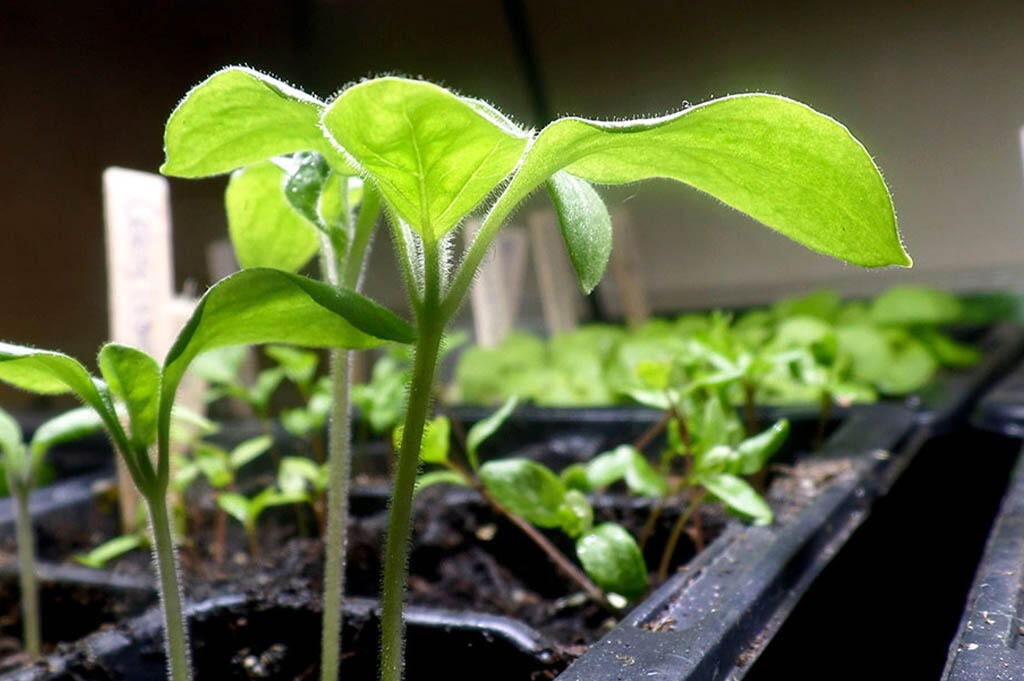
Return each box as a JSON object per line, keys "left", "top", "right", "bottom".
{"left": 702, "top": 473, "right": 773, "bottom": 525}
{"left": 30, "top": 406, "right": 104, "bottom": 464}
{"left": 415, "top": 470, "right": 470, "bottom": 494}
{"left": 734, "top": 419, "right": 790, "bottom": 476}
{"left": 873, "top": 331, "right": 937, "bottom": 395}
{"left": 557, "top": 489, "right": 593, "bottom": 538}
{"left": 914, "top": 328, "right": 981, "bottom": 368}
{"left": 225, "top": 161, "right": 320, "bottom": 272}
{"left": 217, "top": 492, "right": 252, "bottom": 526}
{"left": 422, "top": 417, "right": 451, "bottom": 465}
{"left": 74, "top": 533, "right": 146, "bottom": 569}
{"left": 265, "top": 345, "right": 320, "bottom": 391}
{"left": 479, "top": 458, "right": 567, "bottom": 528}
{"left": 161, "top": 66, "right": 356, "bottom": 178}
{"left": 465, "top": 396, "right": 519, "bottom": 470}
{"left": 495, "top": 94, "right": 908, "bottom": 268}
{"left": 0, "top": 408, "right": 25, "bottom": 480}
{"left": 0, "top": 344, "right": 119, "bottom": 443}
{"left": 545, "top": 171, "right": 613, "bottom": 293}
{"left": 870, "top": 286, "right": 962, "bottom": 325}
{"left": 193, "top": 445, "right": 232, "bottom": 489}
{"left": 278, "top": 456, "right": 325, "bottom": 495}
{"left": 161, "top": 268, "right": 413, "bottom": 435}
{"left": 279, "top": 152, "right": 333, "bottom": 229}
{"left": 98, "top": 344, "right": 161, "bottom": 448}
{"left": 575, "top": 523, "right": 647, "bottom": 600}
{"left": 189, "top": 346, "right": 247, "bottom": 386}
{"left": 229, "top": 435, "right": 273, "bottom": 470}
{"left": 321, "top": 77, "right": 529, "bottom": 239}
{"left": 560, "top": 463, "right": 592, "bottom": 493}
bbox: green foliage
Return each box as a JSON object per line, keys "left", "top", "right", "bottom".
{"left": 75, "top": 533, "right": 147, "bottom": 570}
{"left": 546, "top": 171, "right": 613, "bottom": 293}
{"left": 576, "top": 524, "right": 648, "bottom": 600}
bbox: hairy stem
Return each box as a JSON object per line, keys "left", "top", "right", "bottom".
{"left": 13, "top": 486, "right": 40, "bottom": 658}
{"left": 320, "top": 349, "right": 352, "bottom": 681}
{"left": 380, "top": 316, "right": 445, "bottom": 681}
{"left": 146, "top": 495, "right": 191, "bottom": 681}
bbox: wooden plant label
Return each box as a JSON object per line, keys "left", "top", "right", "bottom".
{"left": 528, "top": 210, "right": 580, "bottom": 335}
{"left": 606, "top": 207, "right": 651, "bottom": 326}
{"left": 103, "top": 167, "right": 200, "bottom": 530}
{"left": 468, "top": 220, "right": 529, "bottom": 347}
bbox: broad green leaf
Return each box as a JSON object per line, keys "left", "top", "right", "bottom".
{"left": 546, "top": 171, "right": 613, "bottom": 293}
{"left": 0, "top": 344, "right": 117, "bottom": 436}
{"left": 702, "top": 473, "right": 773, "bottom": 525}
{"left": 465, "top": 396, "right": 519, "bottom": 471}
{"left": 575, "top": 523, "right": 647, "bottom": 600}
{"left": 74, "top": 534, "right": 145, "bottom": 569}
{"left": 494, "top": 94, "right": 908, "bottom": 268}
{"left": 415, "top": 470, "right": 470, "bottom": 494}
{"left": 229, "top": 435, "right": 273, "bottom": 470}
{"left": 321, "top": 78, "right": 529, "bottom": 238}
{"left": 870, "top": 286, "right": 962, "bottom": 325}
{"left": 99, "top": 344, "right": 161, "bottom": 448}
{"left": 162, "top": 268, "right": 414, "bottom": 424}
{"left": 734, "top": 419, "right": 790, "bottom": 476}
{"left": 30, "top": 407, "right": 103, "bottom": 463}
{"left": 557, "top": 489, "right": 593, "bottom": 538}
{"left": 479, "top": 458, "right": 567, "bottom": 528}
{"left": 226, "top": 161, "right": 320, "bottom": 272}
{"left": 161, "top": 66, "right": 356, "bottom": 178}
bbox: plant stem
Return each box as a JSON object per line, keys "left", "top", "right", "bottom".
{"left": 13, "top": 487, "right": 40, "bottom": 658}
{"left": 320, "top": 348, "right": 352, "bottom": 681}
{"left": 657, "top": 489, "right": 706, "bottom": 583}
{"left": 145, "top": 495, "right": 192, "bottom": 681}
{"left": 379, "top": 317, "right": 445, "bottom": 681}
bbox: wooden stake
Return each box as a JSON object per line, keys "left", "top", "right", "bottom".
{"left": 606, "top": 207, "right": 651, "bottom": 326}
{"left": 103, "top": 167, "right": 200, "bottom": 532}
{"left": 528, "top": 210, "right": 580, "bottom": 335}
{"left": 468, "top": 220, "right": 528, "bottom": 347}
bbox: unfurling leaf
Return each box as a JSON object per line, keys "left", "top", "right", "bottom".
{"left": 546, "top": 171, "right": 613, "bottom": 293}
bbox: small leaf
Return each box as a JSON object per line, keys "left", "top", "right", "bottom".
{"left": 161, "top": 66, "right": 355, "bottom": 178}
{"left": 415, "top": 470, "right": 470, "bottom": 494}
{"left": 278, "top": 456, "right": 323, "bottom": 495}
{"left": 575, "top": 523, "right": 647, "bottom": 600}
{"left": 217, "top": 493, "right": 252, "bottom": 526}
{"left": 914, "top": 328, "right": 981, "bottom": 368}
{"left": 188, "top": 346, "right": 247, "bottom": 386}
{"left": 30, "top": 406, "right": 104, "bottom": 467}
{"left": 734, "top": 419, "right": 790, "bottom": 476}
{"left": 546, "top": 171, "right": 613, "bottom": 293}
{"left": 623, "top": 448, "right": 669, "bottom": 498}
{"left": 321, "top": 77, "right": 529, "bottom": 238}
{"left": 98, "top": 344, "right": 161, "bottom": 448}
{"left": 585, "top": 447, "right": 631, "bottom": 489}
{"left": 480, "top": 458, "right": 567, "bottom": 528}
{"left": 279, "top": 152, "right": 332, "bottom": 229}
{"left": 226, "top": 161, "right": 320, "bottom": 272}
{"left": 870, "top": 286, "right": 962, "bottom": 325}
{"left": 494, "top": 94, "right": 908, "bottom": 268}
{"left": 702, "top": 473, "right": 773, "bottom": 525}
{"left": 229, "top": 435, "right": 273, "bottom": 470}
{"left": 193, "top": 445, "right": 233, "bottom": 489}
{"left": 558, "top": 489, "right": 594, "bottom": 538}
{"left": 74, "top": 534, "right": 145, "bottom": 569}
{"left": 873, "top": 332, "right": 937, "bottom": 395}
{"left": 0, "top": 344, "right": 112, "bottom": 418}
{"left": 465, "top": 396, "right": 519, "bottom": 470}
{"left": 0, "top": 408, "right": 26, "bottom": 480}
{"left": 394, "top": 416, "right": 450, "bottom": 465}
{"left": 560, "top": 463, "right": 592, "bottom": 493}
{"left": 265, "top": 345, "right": 320, "bottom": 390}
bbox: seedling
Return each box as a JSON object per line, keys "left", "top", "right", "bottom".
{"left": 159, "top": 68, "right": 906, "bottom": 680}
{"left": 412, "top": 398, "right": 647, "bottom": 606}
{"left": 0, "top": 406, "right": 102, "bottom": 658}
{"left": 0, "top": 268, "right": 412, "bottom": 681}
{"left": 218, "top": 483, "right": 308, "bottom": 558}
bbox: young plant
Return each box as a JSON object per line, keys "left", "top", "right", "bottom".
{"left": 0, "top": 406, "right": 102, "bottom": 658}
{"left": 162, "top": 71, "right": 388, "bottom": 681}
{"left": 163, "top": 69, "right": 906, "bottom": 681}
{"left": 218, "top": 483, "right": 308, "bottom": 558}
{"left": 0, "top": 268, "right": 412, "bottom": 681}
{"left": 413, "top": 398, "right": 647, "bottom": 607}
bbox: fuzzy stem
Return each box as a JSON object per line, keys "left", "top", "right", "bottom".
{"left": 145, "top": 495, "right": 192, "bottom": 681}
{"left": 13, "top": 486, "right": 40, "bottom": 658}
{"left": 379, "top": 315, "right": 445, "bottom": 681}
{"left": 320, "top": 349, "right": 352, "bottom": 681}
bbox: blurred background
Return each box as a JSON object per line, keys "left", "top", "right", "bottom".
{"left": 3, "top": 0, "right": 1024, "bottom": 373}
